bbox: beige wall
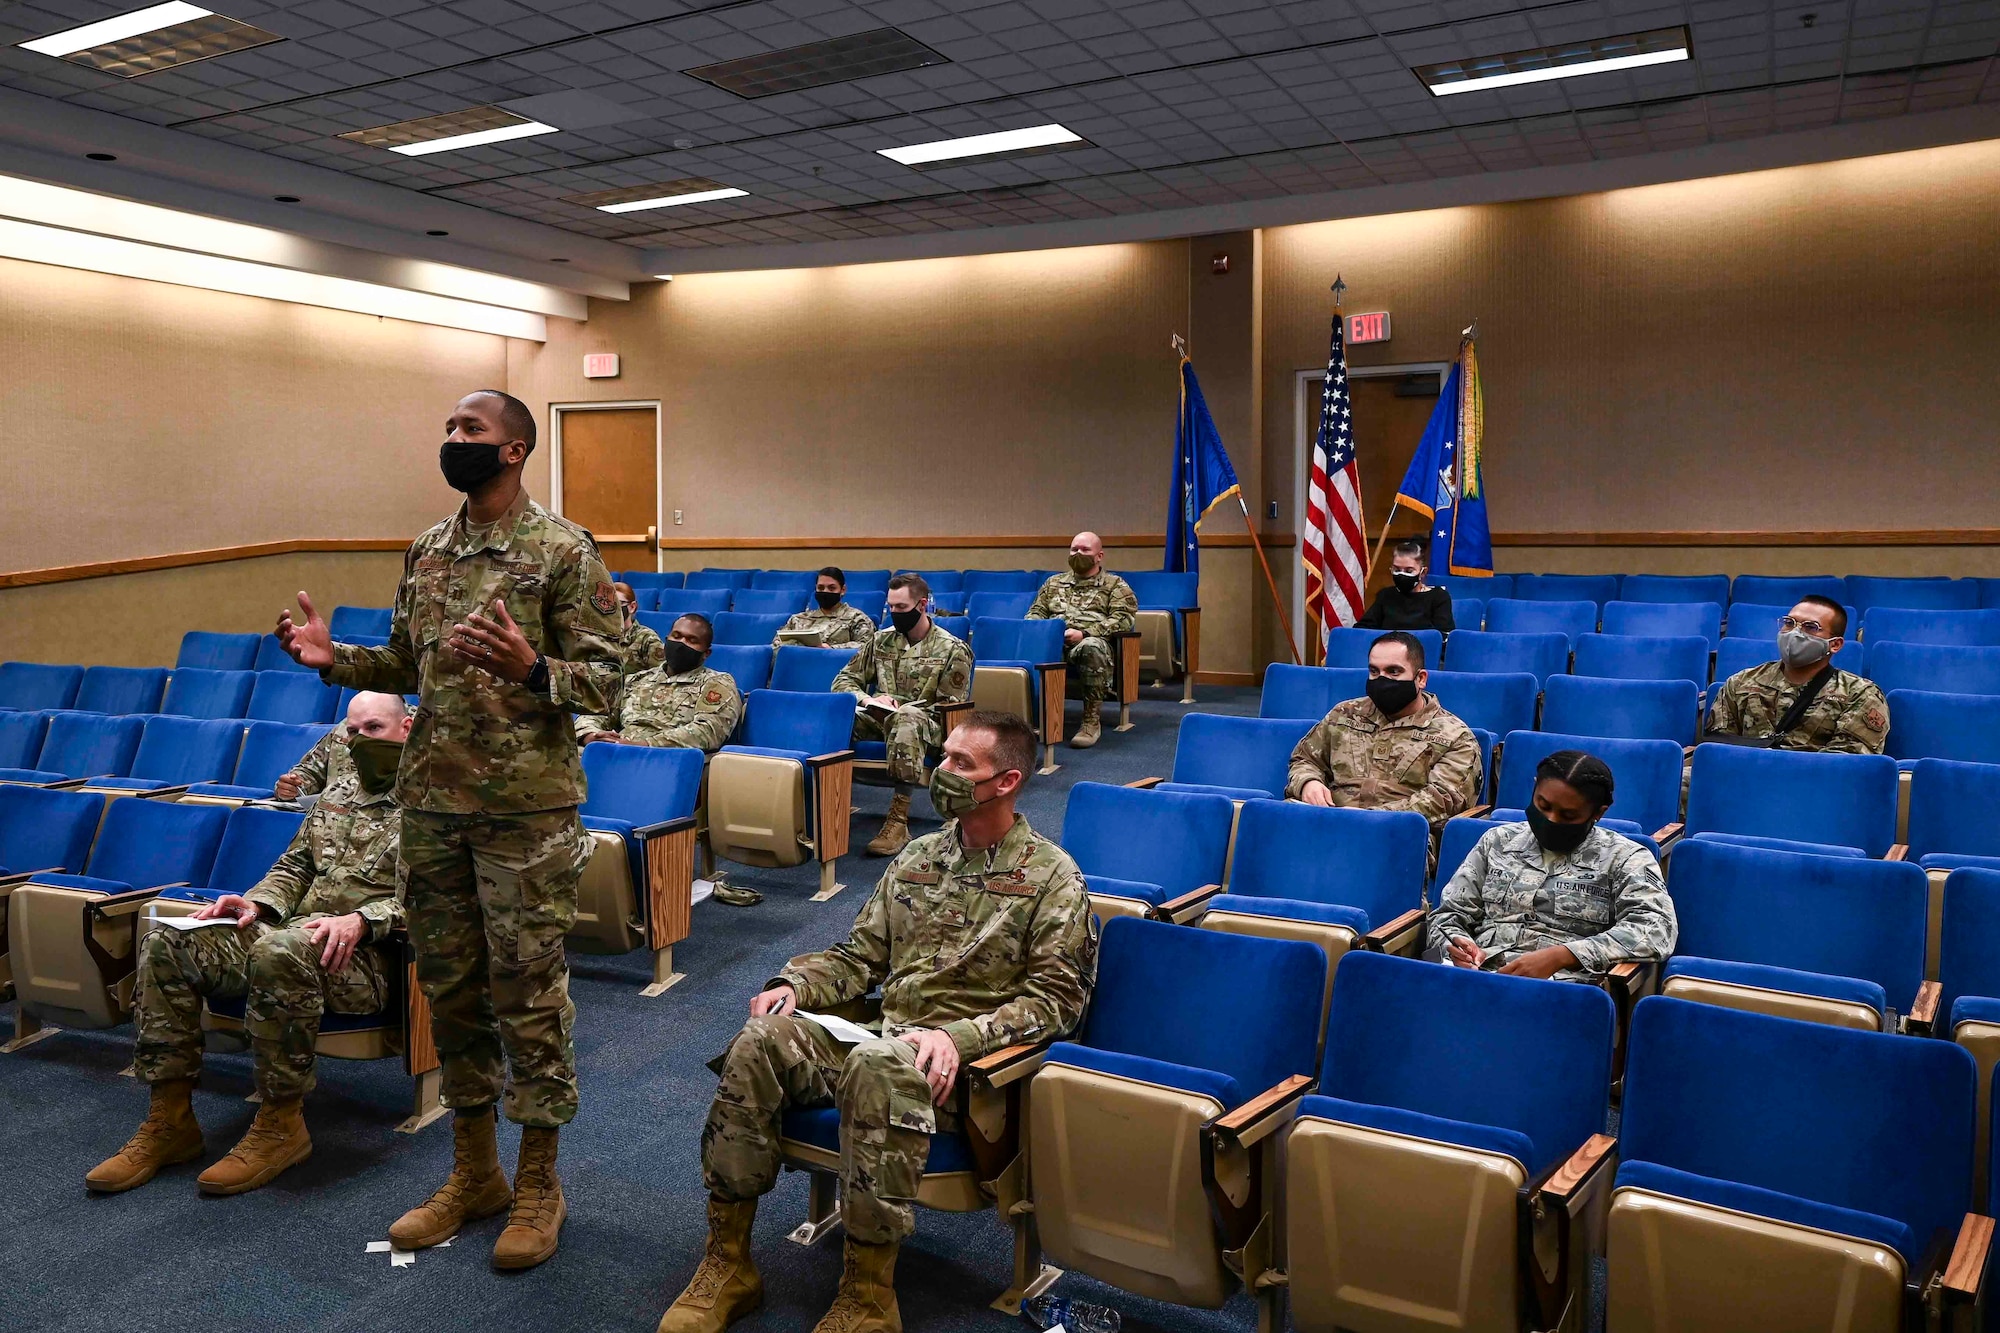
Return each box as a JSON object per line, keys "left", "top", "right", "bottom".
{"left": 0, "top": 254, "right": 510, "bottom": 573}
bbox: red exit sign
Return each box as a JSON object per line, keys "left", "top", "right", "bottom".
{"left": 583, "top": 352, "right": 620, "bottom": 379}
{"left": 1346, "top": 311, "right": 1391, "bottom": 344}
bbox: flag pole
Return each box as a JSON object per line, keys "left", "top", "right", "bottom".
{"left": 1361, "top": 507, "right": 1401, "bottom": 589}
{"left": 1238, "top": 493, "right": 1300, "bottom": 665}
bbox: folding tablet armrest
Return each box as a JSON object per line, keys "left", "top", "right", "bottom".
{"left": 1362, "top": 907, "right": 1426, "bottom": 956}
{"left": 1200, "top": 1075, "right": 1315, "bottom": 1265}
{"left": 1124, "top": 776, "right": 1164, "bottom": 789}
{"left": 1905, "top": 980, "right": 1943, "bottom": 1038}
{"left": 631, "top": 814, "right": 699, "bottom": 841}
{"left": 1522, "top": 1132, "right": 1619, "bottom": 1329}
{"left": 1153, "top": 882, "right": 1222, "bottom": 924}
{"left": 1465, "top": 803, "right": 1493, "bottom": 819}
{"left": 1605, "top": 959, "right": 1662, "bottom": 1006}
{"left": 1536, "top": 1132, "right": 1617, "bottom": 1210}
{"left": 1940, "top": 1213, "right": 1994, "bottom": 1310}
{"left": 43, "top": 777, "right": 92, "bottom": 790}
{"left": 88, "top": 883, "right": 181, "bottom": 920}
{"left": 1209, "top": 1074, "right": 1315, "bottom": 1152}
{"left": 804, "top": 749, "right": 856, "bottom": 771}
{"left": 1885, "top": 844, "right": 1909, "bottom": 862}
{"left": 1651, "top": 822, "right": 1685, "bottom": 850}
{"left": 967, "top": 1041, "right": 1050, "bottom": 1091}
{"left": 959, "top": 1040, "right": 1054, "bottom": 1188}
{"left": 137, "top": 785, "right": 194, "bottom": 800}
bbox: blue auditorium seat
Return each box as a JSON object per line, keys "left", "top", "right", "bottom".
{"left": 1319, "top": 626, "right": 1444, "bottom": 669}
{"left": 1430, "top": 572, "right": 1512, "bottom": 602}
{"left": 1573, "top": 633, "right": 1710, "bottom": 685}
{"left": 1618, "top": 574, "right": 1731, "bottom": 607}
{"left": 1441, "top": 630, "right": 1569, "bottom": 686}
{"left": 1494, "top": 730, "right": 1685, "bottom": 834}
{"left": 1905, "top": 760, "right": 2000, "bottom": 874}
{"left": 160, "top": 668, "right": 256, "bottom": 719}
{"left": 572, "top": 743, "right": 705, "bottom": 965}
{"left": 251, "top": 634, "right": 314, "bottom": 673}
{"left": 176, "top": 631, "right": 260, "bottom": 671}
{"left": 328, "top": 606, "right": 395, "bottom": 638}
{"left": 73, "top": 666, "right": 168, "bottom": 715}
{"left": 0, "top": 784, "right": 103, "bottom": 878}
{"left": 708, "top": 613, "right": 790, "bottom": 648}
{"left": 1869, "top": 642, "right": 2000, "bottom": 699}
{"left": 647, "top": 588, "right": 735, "bottom": 623}
{"left": 26, "top": 796, "right": 229, "bottom": 897}
{"left": 966, "top": 591, "right": 1035, "bottom": 622}
{"left": 1064, "top": 782, "right": 1233, "bottom": 918}
{"left": 86, "top": 716, "right": 244, "bottom": 792}
{"left": 840, "top": 570, "right": 891, "bottom": 596}
{"left": 156, "top": 804, "right": 306, "bottom": 905}
{"left": 1511, "top": 573, "right": 1621, "bottom": 610}
{"left": 246, "top": 671, "right": 339, "bottom": 724}
{"left": 1485, "top": 598, "right": 1597, "bottom": 647}
{"left": 0, "top": 711, "right": 144, "bottom": 784}
{"left": 1845, "top": 575, "right": 1977, "bottom": 613}
{"left": 1887, "top": 690, "right": 2000, "bottom": 767}
{"left": 1723, "top": 600, "right": 1861, "bottom": 642}
{"left": 1452, "top": 596, "right": 1483, "bottom": 631}
{"left": 0, "top": 662, "right": 83, "bottom": 712}
{"left": 1600, "top": 599, "right": 1723, "bottom": 649}
{"left": 1424, "top": 669, "right": 1537, "bottom": 737}
{"left": 1258, "top": 664, "right": 1366, "bottom": 720}
{"left": 1684, "top": 744, "right": 1899, "bottom": 857}
{"left": 1542, "top": 674, "right": 1701, "bottom": 745}
{"left": 186, "top": 720, "right": 333, "bottom": 801}
{"left": 969, "top": 616, "right": 1068, "bottom": 752}
{"left": 706, "top": 645, "right": 773, "bottom": 700}
{"left": 616, "top": 570, "right": 683, "bottom": 592}
{"left": 685, "top": 569, "right": 757, "bottom": 592}
{"left": 0, "top": 710, "right": 51, "bottom": 771}
{"left": 731, "top": 587, "right": 810, "bottom": 616}
{"left": 1940, "top": 868, "right": 2000, "bottom": 1198}
{"left": 1217, "top": 801, "right": 1430, "bottom": 937}
{"left": 898, "top": 569, "right": 964, "bottom": 594}
{"left": 1151, "top": 713, "right": 1313, "bottom": 801}
{"left": 707, "top": 690, "right": 857, "bottom": 897}
{"left": 963, "top": 571, "right": 1041, "bottom": 596}
{"left": 1862, "top": 607, "right": 2000, "bottom": 647}
{"left": 1712, "top": 634, "right": 1861, "bottom": 683}
{"left": 749, "top": 570, "right": 819, "bottom": 592}
{"left": 769, "top": 646, "right": 858, "bottom": 693}
{"left": 1729, "top": 575, "right": 1847, "bottom": 607}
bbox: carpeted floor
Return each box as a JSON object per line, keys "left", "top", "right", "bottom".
{"left": 1, "top": 685, "right": 1277, "bottom": 1333}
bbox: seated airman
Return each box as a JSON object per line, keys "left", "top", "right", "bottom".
{"left": 774, "top": 567, "right": 877, "bottom": 647}
{"left": 1026, "top": 532, "right": 1137, "bottom": 749}
{"left": 576, "top": 613, "right": 740, "bottom": 752}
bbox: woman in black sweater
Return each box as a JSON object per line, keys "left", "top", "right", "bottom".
{"left": 1357, "top": 539, "right": 1456, "bottom": 632}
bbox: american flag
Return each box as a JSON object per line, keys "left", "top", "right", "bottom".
{"left": 1303, "top": 313, "right": 1366, "bottom": 631}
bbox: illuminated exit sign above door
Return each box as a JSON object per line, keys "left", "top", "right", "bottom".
{"left": 1346, "top": 311, "right": 1391, "bottom": 344}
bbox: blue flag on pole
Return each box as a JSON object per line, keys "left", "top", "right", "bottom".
{"left": 1391, "top": 336, "right": 1492, "bottom": 576}
{"left": 1165, "top": 357, "right": 1242, "bottom": 574}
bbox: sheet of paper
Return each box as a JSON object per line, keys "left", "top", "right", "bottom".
{"left": 150, "top": 912, "right": 236, "bottom": 932}
{"left": 691, "top": 879, "right": 716, "bottom": 907}
{"left": 794, "top": 1011, "right": 878, "bottom": 1046}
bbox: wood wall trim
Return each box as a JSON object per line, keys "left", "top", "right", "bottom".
{"left": 9, "top": 527, "right": 1995, "bottom": 589}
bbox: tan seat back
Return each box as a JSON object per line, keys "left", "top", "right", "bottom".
{"left": 567, "top": 829, "right": 643, "bottom": 954}
{"left": 1135, "top": 609, "right": 1177, "bottom": 683}
{"left": 1956, "top": 1017, "right": 2000, "bottom": 1209}
{"left": 971, "top": 666, "right": 1035, "bottom": 729}
{"left": 9, "top": 882, "right": 133, "bottom": 1028}
{"left": 1659, "top": 974, "right": 1884, "bottom": 1033}
{"left": 705, "top": 751, "right": 808, "bottom": 869}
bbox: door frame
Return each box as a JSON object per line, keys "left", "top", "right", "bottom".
{"left": 549, "top": 400, "right": 664, "bottom": 573}
{"left": 1291, "top": 362, "right": 1450, "bottom": 641}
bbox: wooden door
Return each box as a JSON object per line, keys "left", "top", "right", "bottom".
{"left": 560, "top": 407, "right": 658, "bottom": 573}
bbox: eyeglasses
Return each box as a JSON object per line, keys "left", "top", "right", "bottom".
{"left": 1777, "top": 616, "right": 1832, "bottom": 637}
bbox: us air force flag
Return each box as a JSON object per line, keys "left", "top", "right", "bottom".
{"left": 1164, "top": 357, "right": 1242, "bottom": 575}
{"left": 1391, "top": 336, "right": 1492, "bottom": 577}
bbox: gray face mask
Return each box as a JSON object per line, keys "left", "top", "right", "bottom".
{"left": 1779, "top": 628, "right": 1832, "bottom": 669}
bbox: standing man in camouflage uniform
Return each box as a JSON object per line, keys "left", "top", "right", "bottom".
{"left": 1435, "top": 750, "right": 1676, "bottom": 981}
{"left": 1287, "top": 631, "right": 1482, "bottom": 852}
{"left": 1027, "top": 532, "right": 1137, "bottom": 749}
{"left": 774, "top": 567, "right": 877, "bottom": 647}
{"left": 655, "top": 711, "right": 1096, "bottom": 1333}
{"left": 833, "top": 573, "right": 973, "bottom": 857}
{"left": 615, "top": 581, "right": 668, "bottom": 675}
{"left": 578, "top": 612, "right": 741, "bottom": 752}
{"left": 278, "top": 389, "right": 624, "bottom": 1270}
{"left": 1707, "top": 596, "right": 1889, "bottom": 753}
{"left": 87, "top": 691, "right": 411, "bottom": 1196}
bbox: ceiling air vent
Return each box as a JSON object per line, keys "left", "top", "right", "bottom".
{"left": 687, "top": 27, "right": 947, "bottom": 99}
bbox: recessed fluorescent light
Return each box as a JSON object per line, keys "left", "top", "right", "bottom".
{"left": 567, "top": 178, "right": 750, "bottom": 213}
{"left": 1417, "top": 26, "right": 1690, "bottom": 96}
{"left": 18, "top": 2, "right": 281, "bottom": 76}
{"left": 339, "top": 106, "right": 559, "bottom": 157}
{"left": 878, "top": 123, "right": 1085, "bottom": 167}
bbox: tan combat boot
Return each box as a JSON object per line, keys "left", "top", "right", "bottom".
{"left": 389, "top": 1106, "right": 513, "bottom": 1249}
{"left": 492, "top": 1125, "right": 566, "bottom": 1270}
{"left": 810, "top": 1238, "right": 902, "bottom": 1333}
{"left": 197, "top": 1097, "right": 311, "bottom": 1195}
{"left": 1070, "top": 695, "right": 1105, "bottom": 748}
{"left": 866, "top": 793, "right": 911, "bottom": 856}
{"left": 656, "top": 1197, "right": 763, "bottom": 1333}
{"left": 85, "top": 1077, "right": 203, "bottom": 1193}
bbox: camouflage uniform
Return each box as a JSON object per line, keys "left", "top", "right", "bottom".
{"left": 832, "top": 623, "right": 973, "bottom": 786}
{"left": 1285, "top": 692, "right": 1483, "bottom": 838}
{"left": 776, "top": 602, "right": 876, "bottom": 647}
{"left": 575, "top": 661, "right": 740, "bottom": 752}
{"left": 1027, "top": 570, "right": 1138, "bottom": 704}
{"left": 1707, "top": 661, "right": 1889, "bottom": 754}
{"left": 701, "top": 815, "right": 1096, "bottom": 1242}
{"left": 1431, "top": 820, "right": 1676, "bottom": 982}
{"left": 621, "top": 619, "right": 666, "bottom": 675}
{"left": 132, "top": 741, "right": 403, "bottom": 1100}
{"left": 325, "top": 487, "right": 622, "bottom": 1127}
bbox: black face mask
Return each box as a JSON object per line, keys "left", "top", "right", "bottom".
{"left": 1392, "top": 572, "right": 1419, "bottom": 594}
{"left": 815, "top": 590, "right": 842, "bottom": 611}
{"left": 439, "top": 439, "right": 508, "bottom": 493}
{"left": 1366, "top": 675, "right": 1418, "bottom": 716}
{"left": 1526, "top": 804, "right": 1594, "bottom": 855}
{"left": 889, "top": 608, "right": 924, "bottom": 636}
{"left": 662, "top": 639, "right": 705, "bottom": 676}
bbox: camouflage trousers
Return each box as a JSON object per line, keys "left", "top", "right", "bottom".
{"left": 1066, "top": 635, "right": 1114, "bottom": 703}
{"left": 132, "top": 918, "right": 390, "bottom": 1101}
{"left": 401, "top": 808, "right": 590, "bottom": 1127}
{"left": 852, "top": 705, "right": 939, "bottom": 788}
{"left": 701, "top": 1014, "right": 954, "bottom": 1244}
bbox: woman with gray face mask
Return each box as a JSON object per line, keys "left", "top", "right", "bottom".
{"left": 1705, "top": 595, "right": 1890, "bottom": 754}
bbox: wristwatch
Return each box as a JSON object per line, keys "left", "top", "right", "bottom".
{"left": 526, "top": 653, "right": 550, "bottom": 696}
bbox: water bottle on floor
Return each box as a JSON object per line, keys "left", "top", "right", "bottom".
{"left": 1022, "top": 1293, "right": 1121, "bottom": 1332}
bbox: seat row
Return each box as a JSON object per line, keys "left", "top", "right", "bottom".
{"left": 0, "top": 712, "right": 329, "bottom": 796}
{"left": 1429, "top": 570, "right": 2000, "bottom": 612}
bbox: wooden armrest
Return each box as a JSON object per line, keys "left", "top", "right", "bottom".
{"left": 968, "top": 1041, "right": 1050, "bottom": 1089}
{"left": 632, "top": 814, "right": 699, "bottom": 840}
{"left": 1610, "top": 961, "right": 1643, "bottom": 981}
{"left": 1943, "top": 1213, "right": 1995, "bottom": 1300}
{"left": 803, "top": 749, "right": 856, "bottom": 769}
{"left": 1538, "top": 1133, "right": 1617, "bottom": 1208}
{"left": 1464, "top": 803, "right": 1493, "bottom": 819}
{"left": 1682, "top": 744, "right": 1696, "bottom": 759}
{"left": 1651, "top": 822, "right": 1685, "bottom": 845}
{"left": 138, "top": 784, "right": 194, "bottom": 799}
{"left": 1212, "top": 1073, "right": 1314, "bottom": 1148}
{"left": 1907, "top": 980, "right": 1942, "bottom": 1035}
{"left": 1363, "top": 907, "right": 1426, "bottom": 952}
{"left": 43, "top": 777, "right": 92, "bottom": 789}
{"left": 1885, "top": 843, "right": 1908, "bottom": 862}
{"left": 1125, "top": 776, "right": 1165, "bottom": 789}
{"left": 1154, "top": 882, "right": 1222, "bottom": 923}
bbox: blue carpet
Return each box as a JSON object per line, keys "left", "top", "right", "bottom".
{"left": 0, "top": 686, "right": 1269, "bottom": 1333}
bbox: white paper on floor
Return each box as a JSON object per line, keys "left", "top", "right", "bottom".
{"left": 692, "top": 879, "right": 716, "bottom": 906}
